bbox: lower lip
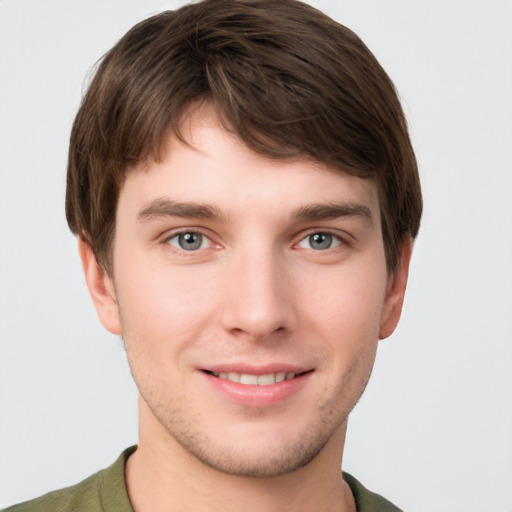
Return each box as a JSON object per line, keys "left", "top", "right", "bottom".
{"left": 202, "top": 371, "right": 312, "bottom": 407}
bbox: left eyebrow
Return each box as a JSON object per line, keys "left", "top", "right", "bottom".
{"left": 291, "top": 202, "right": 374, "bottom": 225}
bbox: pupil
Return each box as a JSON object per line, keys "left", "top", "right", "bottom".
{"left": 180, "top": 232, "right": 202, "bottom": 250}
{"left": 310, "top": 233, "right": 332, "bottom": 250}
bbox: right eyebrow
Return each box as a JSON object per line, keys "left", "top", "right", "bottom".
{"left": 137, "top": 198, "right": 226, "bottom": 222}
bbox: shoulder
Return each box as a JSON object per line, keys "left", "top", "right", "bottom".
{"left": 4, "top": 472, "right": 107, "bottom": 512}
{"left": 343, "top": 472, "right": 404, "bottom": 512}
{"left": 3, "top": 447, "right": 136, "bottom": 512}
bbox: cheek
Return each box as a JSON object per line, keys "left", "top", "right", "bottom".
{"left": 301, "top": 263, "right": 387, "bottom": 340}
{"left": 114, "top": 262, "right": 219, "bottom": 355}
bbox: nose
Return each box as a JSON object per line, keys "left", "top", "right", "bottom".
{"left": 219, "top": 245, "right": 297, "bottom": 341}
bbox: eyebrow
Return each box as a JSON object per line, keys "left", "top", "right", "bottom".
{"left": 291, "top": 202, "right": 374, "bottom": 225}
{"left": 137, "top": 198, "right": 373, "bottom": 226}
{"left": 137, "top": 198, "right": 226, "bottom": 222}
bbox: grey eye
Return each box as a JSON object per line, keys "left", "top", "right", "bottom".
{"left": 168, "top": 232, "right": 208, "bottom": 251}
{"left": 309, "top": 233, "right": 333, "bottom": 250}
{"left": 297, "top": 232, "right": 342, "bottom": 250}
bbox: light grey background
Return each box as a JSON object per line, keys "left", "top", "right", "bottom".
{"left": 1, "top": 1, "right": 511, "bottom": 510}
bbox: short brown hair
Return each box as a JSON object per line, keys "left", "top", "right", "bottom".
{"left": 66, "top": 0, "right": 422, "bottom": 271}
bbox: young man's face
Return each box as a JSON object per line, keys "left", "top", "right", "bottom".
{"left": 82, "top": 105, "right": 409, "bottom": 477}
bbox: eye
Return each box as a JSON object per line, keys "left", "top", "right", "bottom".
{"left": 297, "top": 232, "right": 342, "bottom": 251}
{"left": 166, "top": 231, "right": 212, "bottom": 251}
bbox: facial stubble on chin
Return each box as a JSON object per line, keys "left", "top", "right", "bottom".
{"left": 128, "top": 351, "right": 374, "bottom": 479}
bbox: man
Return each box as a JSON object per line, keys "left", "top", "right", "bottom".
{"left": 5, "top": 0, "right": 422, "bottom": 510}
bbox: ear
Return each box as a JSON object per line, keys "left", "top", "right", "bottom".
{"left": 78, "top": 237, "right": 122, "bottom": 335}
{"left": 379, "top": 236, "right": 413, "bottom": 340}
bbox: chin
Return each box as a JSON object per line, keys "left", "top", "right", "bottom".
{"left": 158, "top": 412, "right": 341, "bottom": 478}
{"left": 180, "top": 431, "right": 330, "bottom": 478}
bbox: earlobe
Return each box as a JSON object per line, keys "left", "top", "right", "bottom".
{"left": 379, "top": 237, "right": 413, "bottom": 340}
{"left": 78, "top": 237, "right": 122, "bottom": 335}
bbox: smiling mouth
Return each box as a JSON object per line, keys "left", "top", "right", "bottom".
{"left": 203, "top": 370, "right": 309, "bottom": 386}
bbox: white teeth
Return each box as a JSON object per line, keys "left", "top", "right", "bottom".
{"left": 240, "top": 374, "right": 258, "bottom": 385}
{"left": 212, "top": 371, "right": 297, "bottom": 385}
{"left": 275, "top": 372, "right": 286, "bottom": 383}
{"left": 227, "top": 371, "right": 240, "bottom": 383}
{"left": 257, "top": 373, "right": 276, "bottom": 386}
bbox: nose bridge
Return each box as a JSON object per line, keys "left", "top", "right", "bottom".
{"left": 220, "top": 238, "right": 294, "bottom": 339}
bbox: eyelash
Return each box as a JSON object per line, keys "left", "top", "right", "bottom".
{"left": 164, "top": 230, "right": 216, "bottom": 252}
{"left": 295, "top": 231, "right": 345, "bottom": 251}
{"left": 162, "top": 228, "right": 347, "bottom": 254}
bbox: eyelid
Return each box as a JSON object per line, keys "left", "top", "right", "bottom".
{"left": 162, "top": 228, "right": 221, "bottom": 251}
{"left": 293, "top": 228, "right": 350, "bottom": 248}
{"left": 297, "top": 232, "right": 342, "bottom": 250}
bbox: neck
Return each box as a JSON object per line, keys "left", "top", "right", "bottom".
{"left": 125, "top": 397, "right": 356, "bottom": 512}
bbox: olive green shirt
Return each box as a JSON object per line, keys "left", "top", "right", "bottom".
{"left": 4, "top": 447, "right": 403, "bottom": 512}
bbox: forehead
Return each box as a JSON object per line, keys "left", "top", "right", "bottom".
{"left": 119, "top": 106, "right": 380, "bottom": 223}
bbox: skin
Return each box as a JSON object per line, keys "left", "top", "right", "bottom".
{"left": 80, "top": 105, "right": 411, "bottom": 512}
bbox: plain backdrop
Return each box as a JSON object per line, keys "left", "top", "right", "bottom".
{"left": 1, "top": 1, "right": 511, "bottom": 510}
